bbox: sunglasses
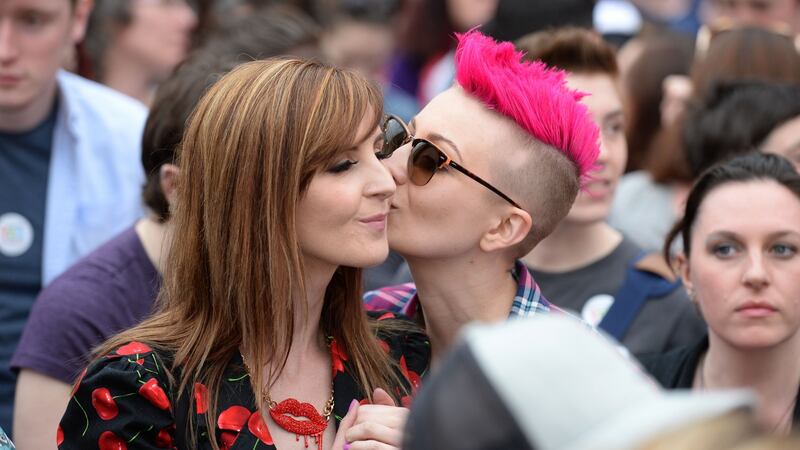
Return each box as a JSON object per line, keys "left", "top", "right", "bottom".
{"left": 380, "top": 115, "right": 523, "bottom": 209}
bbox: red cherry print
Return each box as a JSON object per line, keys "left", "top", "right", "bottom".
{"left": 155, "top": 428, "right": 173, "bottom": 448}
{"left": 115, "top": 342, "right": 152, "bottom": 356}
{"left": 330, "top": 339, "right": 348, "bottom": 378}
{"left": 91, "top": 388, "right": 119, "bottom": 420}
{"left": 378, "top": 340, "right": 390, "bottom": 353}
{"left": 377, "top": 312, "right": 395, "bottom": 321}
{"left": 71, "top": 367, "right": 87, "bottom": 397}
{"left": 247, "top": 411, "right": 274, "bottom": 445}
{"left": 98, "top": 431, "right": 127, "bottom": 450}
{"left": 219, "top": 431, "right": 237, "bottom": 450}
{"left": 217, "top": 405, "right": 251, "bottom": 432}
{"left": 56, "top": 425, "right": 64, "bottom": 445}
{"left": 401, "top": 396, "right": 412, "bottom": 407}
{"left": 194, "top": 382, "right": 208, "bottom": 414}
{"left": 359, "top": 398, "right": 370, "bottom": 406}
{"left": 135, "top": 358, "right": 144, "bottom": 365}
{"left": 399, "top": 356, "right": 421, "bottom": 394}
{"left": 407, "top": 371, "right": 422, "bottom": 394}
{"left": 139, "top": 378, "right": 171, "bottom": 410}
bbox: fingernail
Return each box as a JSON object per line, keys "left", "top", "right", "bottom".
{"left": 343, "top": 444, "right": 351, "bottom": 450}
{"left": 348, "top": 399, "right": 358, "bottom": 412}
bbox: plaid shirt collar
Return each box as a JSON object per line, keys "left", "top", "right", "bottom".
{"left": 363, "top": 260, "right": 553, "bottom": 319}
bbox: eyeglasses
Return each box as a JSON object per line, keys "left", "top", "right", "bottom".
{"left": 379, "top": 115, "right": 523, "bottom": 209}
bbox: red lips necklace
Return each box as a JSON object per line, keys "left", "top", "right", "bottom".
{"left": 241, "top": 348, "right": 336, "bottom": 450}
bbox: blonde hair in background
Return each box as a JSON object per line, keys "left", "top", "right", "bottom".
{"left": 641, "top": 409, "right": 800, "bottom": 450}
{"left": 94, "top": 58, "right": 404, "bottom": 449}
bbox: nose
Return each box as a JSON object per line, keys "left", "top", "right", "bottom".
{"left": 0, "top": 21, "right": 19, "bottom": 65}
{"left": 383, "top": 142, "right": 411, "bottom": 186}
{"left": 742, "top": 251, "right": 770, "bottom": 290}
{"left": 366, "top": 154, "right": 397, "bottom": 201}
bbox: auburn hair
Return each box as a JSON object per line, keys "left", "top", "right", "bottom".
{"left": 95, "top": 58, "right": 403, "bottom": 449}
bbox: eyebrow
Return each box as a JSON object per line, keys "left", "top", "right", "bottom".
{"left": 347, "top": 128, "right": 383, "bottom": 151}
{"left": 604, "top": 110, "right": 624, "bottom": 122}
{"left": 706, "top": 230, "right": 800, "bottom": 242}
{"left": 409, "top": 118, "right": 464, "bottom": 161}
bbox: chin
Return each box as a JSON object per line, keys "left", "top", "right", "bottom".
{"left": 725, "top": 329, "right": 793, "bottom": 350}
{"left": 566, "top": 212, "right": 608, "bottom": 225}
{"left": 343, "top": 246, "right": 390, "bottom": 268}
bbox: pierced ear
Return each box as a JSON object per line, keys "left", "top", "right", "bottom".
{"left": 674, "top": 252, "right": 694, "bottom": 300}
{"left": 159, "top": 164, "right": 180, "bottom": 207}
{"left": 479, "top": 208, "right": 533, "bottom": 253}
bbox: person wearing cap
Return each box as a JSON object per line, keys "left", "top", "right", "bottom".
{"left": 518, "top": 28, "right": 706, "bottom": 356}
{"left": 404, "top": 314, "right": 756, "bottom": 450}
{"left": 365, "top": 30, "right": 600, "bottom": 363}
{"left": 642, "top": 153, "right": 800, "bottom": 433}
{"left": 0, "top": 0, "right": 146, "bottom": 433}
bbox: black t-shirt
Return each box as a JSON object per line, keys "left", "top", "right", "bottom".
{"left": 0, "top": 104, "right": 57, "bottom": 431}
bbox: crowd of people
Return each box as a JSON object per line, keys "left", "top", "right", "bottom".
{"left": 2, "top": 0, "right": 800, "bottom": 449}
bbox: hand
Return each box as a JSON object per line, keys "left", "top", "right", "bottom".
{"left": 332, "top": 399, "right": 360, "bottom": 450}
{"left": 344, "top": 388, "right": 409, "bottom": 450}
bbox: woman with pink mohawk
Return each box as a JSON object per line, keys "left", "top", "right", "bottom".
{"left": 365, "top": 30, "right": 600, "bottom": 364}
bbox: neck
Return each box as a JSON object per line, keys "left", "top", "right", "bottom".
{"left": 523, "top": 221, "right": 622, "bottom": 272}
{"left": 703, "top": 331, "right": 800, "bottom": 429}
{"left": 406, "top": 251, "right": 518, "bottom": 366}
{"left": 291, "top": 257, "right": 338, "bottom": 354}
{"left": 134, "top": 216, "right": 172, "bottom": 274}
{"left": 0, "top": 79, "right": 57, "bottom": 132}
{"left": 101, "top": 50, "right": 155, "bottom": 106}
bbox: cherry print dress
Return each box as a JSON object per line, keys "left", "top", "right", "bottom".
{"left": 57, "top": 312, "right": 429, "bottom": 450}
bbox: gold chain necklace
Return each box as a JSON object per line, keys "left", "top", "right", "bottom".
{"left": 239, "top": 352, "right": 335, "bottom": 419}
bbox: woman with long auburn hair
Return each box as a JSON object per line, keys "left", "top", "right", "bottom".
{"left": 57, "top": 58, "right": 429, "bottom": 450}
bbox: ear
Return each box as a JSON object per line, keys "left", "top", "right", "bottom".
{"left": 159, "top": 164, "right": 180, "bottom": 208}
{"left": 674, "top": 251, "right": 694, "bottom": 300}
{"left": 479, "top": 208, "right": 532, "bottom": 253}
{"left": 70, "top": 0, "right": 93, "bottom": 43}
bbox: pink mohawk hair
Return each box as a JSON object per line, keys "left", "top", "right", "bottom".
{"left": 454, "top": 30, "right": 600, "bottom": 179}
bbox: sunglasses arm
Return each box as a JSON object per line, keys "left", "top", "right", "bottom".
{"left": 446, "top": 161, "right": 523, "bottom": 209}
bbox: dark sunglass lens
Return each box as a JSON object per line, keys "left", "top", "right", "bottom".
{"left": 409, "top": 142, "right": 439, "bottom": 186}
{"left": 381, "top": 118, "right": 408, "bottom": 157}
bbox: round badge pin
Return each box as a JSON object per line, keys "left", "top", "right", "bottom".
{"left": 0, "top": 213, "right": 34, "bottom": 257}
{"left": 581, "top": 294, "right": 615, "bottom": 327}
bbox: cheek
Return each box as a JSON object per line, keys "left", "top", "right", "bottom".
{"left": 690, "top": 255, "right": 739, "bottom": 327}
{"left": 27, "top": 27, "right": 71, "bottom": 68}
{"left": 611, "top": 140, "right": 628, "bottom": 176}
{"left": 772, "top": 262, "right": 800, "bottom": 306}
{"left": 390, "top": 184, "right": 486, "bottom": 254}
{"left": 306, "top": 185, "right": 362, "bottom": 228}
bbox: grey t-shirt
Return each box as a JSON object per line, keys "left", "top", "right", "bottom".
{"left": 608, "top": 171, "right": 677, "bottom": 253}
{"left": 529, "top": 237, "right": 706, "bottom": 356}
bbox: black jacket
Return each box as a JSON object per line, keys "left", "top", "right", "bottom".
{"left": 638, "top": 335, "right": 800, "bottom": 423}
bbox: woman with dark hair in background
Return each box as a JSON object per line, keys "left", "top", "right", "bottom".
{"left": 610, "top": 26, "right": 800, "bottom": 253}
{"left": 642, "top": 152, "right": 800, "bottom": 433}
{"left": 617, "top": 32, "right": 695, "bottom": 172}
{"left": 681, "top": 81, "right": 800, "bottom": 175}
{"left": 82, "top": 0, "right": 197, "bottom": 105}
